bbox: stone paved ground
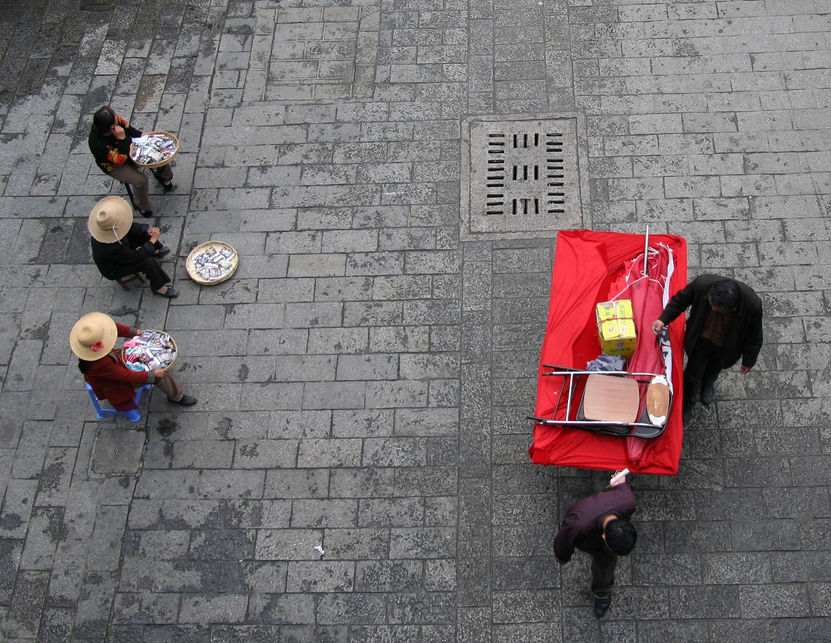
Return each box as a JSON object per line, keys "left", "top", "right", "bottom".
{"left": 0, "top": 0, "right": 830, "bottom": 641}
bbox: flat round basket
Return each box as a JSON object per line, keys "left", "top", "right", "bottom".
{"left": 186, "top": 240, "right": 239, "bottom": 285}
{"left": 122, "top": 330, "right": 177, "bottom": 373}
{"left": 129, "top": 130, "right": 179, "bottom": 168}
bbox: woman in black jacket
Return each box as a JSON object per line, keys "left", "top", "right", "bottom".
{"left": 88, "top": 106, "right": 174, "bottom": 217}
{"left": 88, "top": 195, "right": 178, "bottom": 298}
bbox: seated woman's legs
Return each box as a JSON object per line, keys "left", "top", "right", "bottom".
{"left": 140, "top": 258, "right": 172, "bottom": 292}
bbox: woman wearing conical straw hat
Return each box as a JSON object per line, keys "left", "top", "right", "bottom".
{"left": 88, "top": 195, "right": 178, "bottom": 298}
{"left": 70, "top": 312, "right": 197, "bottom": 412}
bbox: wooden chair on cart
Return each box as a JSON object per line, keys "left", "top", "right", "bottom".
{"left": 530, "top": 365, "right": 672, "bottom": 439}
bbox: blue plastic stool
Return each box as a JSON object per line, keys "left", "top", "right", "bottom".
{"left": 86, "top": 383, "right": 151, "bottom": 423}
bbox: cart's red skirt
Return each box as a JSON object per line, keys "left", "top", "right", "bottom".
{"left": 529, "top": 229, "right": 688, "bottom": 475}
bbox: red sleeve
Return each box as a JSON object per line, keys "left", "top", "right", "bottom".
{"left": 115, "top": 323, "right": 134, "bottom": 338}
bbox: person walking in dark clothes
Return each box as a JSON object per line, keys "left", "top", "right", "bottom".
{"left": 88, "top": 105, "right": 174, "bottom": 217}
{"left": 651, "top": 274, "right": 763, "bottom": 423}
{"left": 554, "top": 477, "right": 637, "bottom": 618}
{"left": 88, "top": 195, "right": 178, "bottom": 298}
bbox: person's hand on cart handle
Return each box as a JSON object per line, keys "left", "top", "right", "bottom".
{"left": 651, "top": 319, "right": 665, "bottom": 335}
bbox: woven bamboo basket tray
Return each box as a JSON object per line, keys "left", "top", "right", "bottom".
{"left": 122, "top": 330, "right": 177, "bottom": 373}
{"left": 129, "top": 130, "right": 179, "bottom": 168}
{"left": 186, "top": 240, "right": 239, "bottom": 285}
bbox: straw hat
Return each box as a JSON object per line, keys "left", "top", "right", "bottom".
{"left": 69, "top": 312, "right": 118, "bottom": 361}
{"left": 88, "top": 196, "right": 133, "bottom": 243}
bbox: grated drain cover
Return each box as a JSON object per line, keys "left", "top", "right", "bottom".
{"left": 465, "top": 118, "right": 582, "bottom": 236}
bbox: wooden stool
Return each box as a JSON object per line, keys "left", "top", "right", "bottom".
{"left": 579, "top": 374, "right": 640, "bottom": 424}
{"left": 115, "top": 272, "right": 145, "bottom": 291}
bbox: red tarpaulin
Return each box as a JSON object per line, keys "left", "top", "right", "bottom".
{"left": 529, "top": 229, "right": 688, "bottom": 475}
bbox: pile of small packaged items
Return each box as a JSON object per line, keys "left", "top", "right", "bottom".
{"left": 130, "top": 133, "right": 176, "bottom": 165}
{"left": 123, "top": 331, "right": 176, "bottom": 372}
{"left": 192, "top": 245, "right": 236, "bottom": 282}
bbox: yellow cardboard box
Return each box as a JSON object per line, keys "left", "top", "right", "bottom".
{"left": 596, "top": 299, "right": 637, "bottom": 358}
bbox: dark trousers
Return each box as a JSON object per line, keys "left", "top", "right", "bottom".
{"left": 114, "top": 256, "right": 170, "bottom": 291}
{"left": 110, "top": 235, "right": 170, "bottom": 291}
{"left": 683, "top": 338, "right": 722, "bottom": 409}
{"left": 582, "top": 545, "right": 617, "bottom": 595}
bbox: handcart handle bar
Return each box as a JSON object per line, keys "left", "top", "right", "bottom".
{"left": 528, "top": 415, "right": 658, "bottom": 430}
{"left": 541, "top": 367, "right": 663, "bottom": 379}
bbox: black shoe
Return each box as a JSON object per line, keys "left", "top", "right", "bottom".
{"left": 701, "top": 384, "right": 715, "bottom": 406}
{"left": 161, "top": 181, "right": 175, "bottom": 192}
{"left": 153, "top": 286, "right": 178, "bottom": 298}
{"left": 593, "top": 593, "right": 611, "bottom": 618}
{"left": 169, "top": 394, "right": 197, "bottom": 406}
{"left": 154, "top": 246, "right": 170, "bottom": 258}
{"left": 139, "top": 209, "right": 154, "bottom": 218}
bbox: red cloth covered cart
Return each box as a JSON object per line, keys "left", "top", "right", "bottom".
{"left": 529, "top": 229, "right": 688, "bottom": 475}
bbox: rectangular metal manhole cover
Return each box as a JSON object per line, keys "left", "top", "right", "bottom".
{"left": 464, "top": 118, "right": 582, "bottom": 237}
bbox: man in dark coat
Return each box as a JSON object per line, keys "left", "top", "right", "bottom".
{"left": 554, "top": 478, "right": 637, "bottom": 618}
{"left": 651, "top": 274, "right": 763, "bottom": 422}
{"left": 88, "top": 195, "right": 178, "bottom": 298}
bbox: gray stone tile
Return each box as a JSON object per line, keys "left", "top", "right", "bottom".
{"left": 286, "top": 560, "right": 355, "bottom": 592}
{"left": 232, "top": 437, "right": 297, "bottom": 470}
{"left": 255, "top": 528, "right": 323, "bottom": 561}
{"left": 180, "top": 593, "right": 249, "bottom": 624}
{"left": 20, "top": 507, "right": 65, "bottom": 573}
{"left": 90, "top": 427, "right": 146, "bottom": 475}
{"left": 124, "top": 528, "right": 190, "bottom": 560}
{"left": 112, "top": 591, "right": 180, "bottom": 625}
{"left": 264, "top": 469, "right": 329, "bottom": 500}
{"left": 5, "top": 569, "right": 49, "bottom": 637}
{"left": 0, "top": 478, "right": 38, "bottom": 539}
{"left": 390, "top": 527, "right": 455, "bottom": 559}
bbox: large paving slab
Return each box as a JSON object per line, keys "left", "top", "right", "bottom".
{"left": 0, "top": 0, "right": 830, "bottom": 641}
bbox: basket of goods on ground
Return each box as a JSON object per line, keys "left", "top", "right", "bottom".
{"left": 129, "top": 131, "right": 179, "bottom": 168}
{"left": 186, "top": 240, "right": 239, "bottom": 285}
{"left": 122, "top": 330, "right": 177, "bottom": 372}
